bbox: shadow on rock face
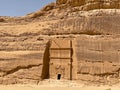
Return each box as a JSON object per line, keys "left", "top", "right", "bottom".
{"left": 41, "top": 41, "right": 50, "bottom": 79}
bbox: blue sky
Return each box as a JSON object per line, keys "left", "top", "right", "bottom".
{"left": 0, "top": 0, "right": 55, "bottom": 16}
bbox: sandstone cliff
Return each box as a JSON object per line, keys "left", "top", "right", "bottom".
{"left": 0, "top": 0, "right": 120, "bottom": 85}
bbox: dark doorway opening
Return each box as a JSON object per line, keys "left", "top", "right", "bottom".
{"left": 57, "top": 74, "right": 61, "bottom": 80}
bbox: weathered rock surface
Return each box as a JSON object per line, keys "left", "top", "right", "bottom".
{"left": 0, "top": 50, "right": 43, "bottom": 84}
{"left": 74, "top": 35, "right": 120, "bottom": 84}
{"left": 56, "top": 0, "right": 120, "bottom": 10}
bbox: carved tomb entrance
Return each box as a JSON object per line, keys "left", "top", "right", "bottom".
{"left": 49, "top": 38, "right": 74, "bottom": 80}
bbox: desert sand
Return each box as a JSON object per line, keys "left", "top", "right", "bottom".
{"left": 0, "top": 79, "right": 120, "bottom": 90}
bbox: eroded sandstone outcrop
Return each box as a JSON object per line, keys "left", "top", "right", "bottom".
{"left": 0, "top": 0, "right": 120, "bottom": 85}
{"left": 56, "top": 0, "right": 120, "bottom": 10}
{"left": 27, "top": 0, "right": 120, "bottom": 18}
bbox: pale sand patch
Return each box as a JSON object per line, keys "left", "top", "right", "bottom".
{"left": 0, "top": 79, "right": 120, "bottom": 90}
{"left": 0, "top": 85, "right": 120, "bottom": 90}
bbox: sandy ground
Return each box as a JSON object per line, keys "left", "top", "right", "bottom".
{"left": 0, "top": 79, "right": 120, "bottom": 90}
{"left": 0, "top": 85, "right": 120, "bottom": 90}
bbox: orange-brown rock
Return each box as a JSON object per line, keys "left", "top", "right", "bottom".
{"left": 0, "top": 0, "right": 120, "bottom": 85}
{"left": 0, "top": 18, "right": 5, "bottom": 22}
{"left": 56, "top": 0, "right": 120, "bottom": 10}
